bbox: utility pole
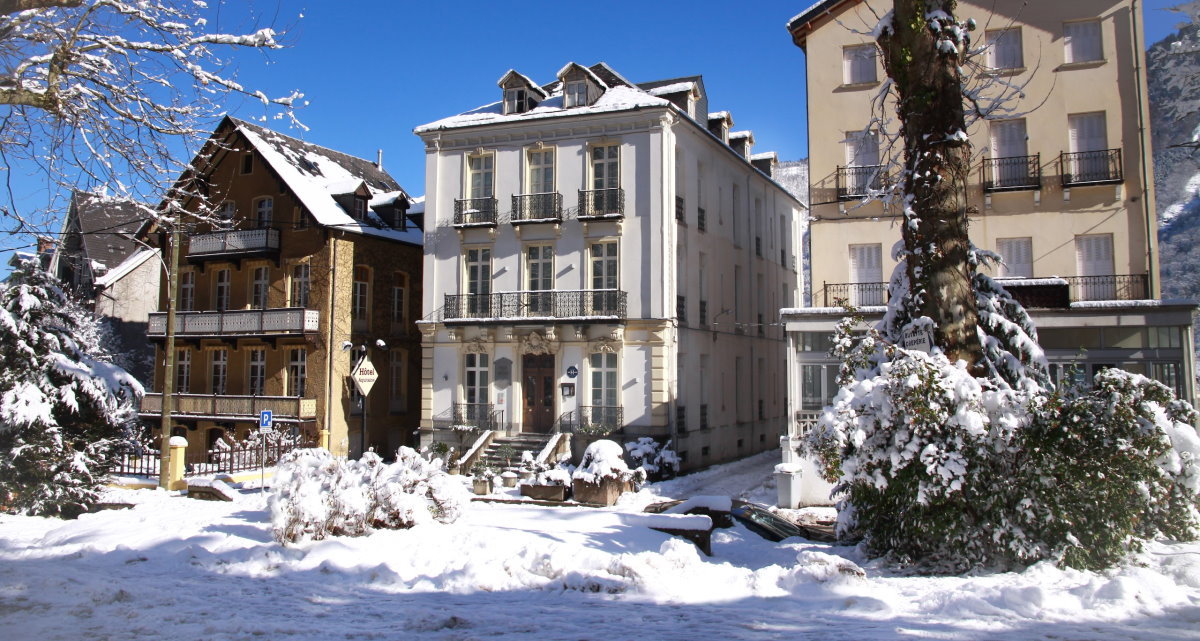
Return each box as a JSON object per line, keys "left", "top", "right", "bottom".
{"left": 158, "top": 220, "right": 182, "bottom": 488}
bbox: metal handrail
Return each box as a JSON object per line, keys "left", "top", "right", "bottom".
{"left": 822, "top": 281, "right": 888, "bottom": 307}
{"left": 836, "top": 164, "right": 885, "bottom": 200}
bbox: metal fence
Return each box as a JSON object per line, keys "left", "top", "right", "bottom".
{"left": 578, "top": 188, "right": 624, "bottom": 218}
{"left": 1061, "top": 149, "right": 1122, "bottom": 186}
{"left": 453, "top": 197, "right": 498, "bottom": 226}
{"left": 443, "top": 289, "right": 627, "bottom": 320}
{"left": 512, "top": 192, "right": 563, "bottom": 222}
{"left": 982, "top": 154, "right": 1041, "bottom": 192}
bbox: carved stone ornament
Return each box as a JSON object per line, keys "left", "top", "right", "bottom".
{"left": 464, "top": 336, "right": 489, "bottom": 354}
{"left": 447, "top": 328, "right": 461, "bottom": 342}
{"left": 589, "top": 336, "right": 621, "bottom": 354}
{"left": 521, "top": 330, "right": 557, "bottom": 355}
{"left": 503, "top": 327, "right": 516, "bottom": 343}
{"left": 574, "top": 326, "right": 586, "bottom": 341}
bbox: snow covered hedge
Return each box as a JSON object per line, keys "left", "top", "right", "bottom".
{"left": 0, "top": 260, "right": 141, "bottom": 518}
{"left": 810, "top": 334, "right": 1200, "bottom": 571}
{"left": 270, "top": 447, "right": 469, "bottom": 543}
{"left": 573, "top": 440, "right": 645, "bottom": 486}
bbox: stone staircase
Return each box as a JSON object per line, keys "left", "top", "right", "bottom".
{"left": 477, "top": 433, "right": 553, "bottom": 471}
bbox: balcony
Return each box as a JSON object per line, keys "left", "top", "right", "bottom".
{"left": 187, "top": 228, "right": 279, "bottom": 263}
{"left": 982, "top": 154, "right": 1041, "bottom": 192}
{"left": 511, "top": 192, "right": 563, "bottom": 223}
{"left": 675, "top": 196, "right": 685, "bottom": 222}
{"left": 822, "top": 281, "right": 889, "bottom": 307}
{"left": 836, "top": 165, "right": 885, "bottom": 200}
{"left": 442, "top": 290, "right": 627, "bottom": 322}
{"left": 677, "top": 295, "right": 687, "bottom": 325}
{"left": 453, "top": 197, "right": 498, "bottom": 227}
{"left": 148, "top": 307, "right": 319, "bottom": 338}
{"left": 999, "top": 274, "right": 1149, "bottom": 307}
{"left": 578, "top": 188, "right": 624, "bottom": 219}
{"left": 139, "top": 393, "right": 317, "bottom": 422}
{"left": 1061, "top": 149, "right": 1123, "bottom": 187}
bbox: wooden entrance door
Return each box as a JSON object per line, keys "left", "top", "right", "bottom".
{"left": 522, "top": 354, "right": 555, "bottom": 433}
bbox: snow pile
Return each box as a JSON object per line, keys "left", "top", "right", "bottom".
{"left": 573, "top": 439, "right": 643, "bottom": 485}
{"left": 270, "top": 447, "right": 469, "bottom": 543}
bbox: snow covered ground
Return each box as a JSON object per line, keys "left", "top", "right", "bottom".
{"left": 2, "top": 452, "right": 1199, "bottom": 640}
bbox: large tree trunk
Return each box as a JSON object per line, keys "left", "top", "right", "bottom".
{"left": 878, "top": 0, "right": 984, "bottom": 371}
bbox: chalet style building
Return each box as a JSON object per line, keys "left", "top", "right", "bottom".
{"left": 140, "top": 117, "right": 423, "bottom": 458}
{"left": 777, "top": 0, "right": 1197, "bottom": 506}
{"left": 52, "top": 190, "right": 159, "bottom": 383}
{"left": 415, "top": 62, "right": 805, "bottom": 470}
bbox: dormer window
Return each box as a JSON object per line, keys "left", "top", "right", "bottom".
{"left": 353, "top": 196, "right": 367, "bottom": 220}
{"left": 565, "top": 80, "right": 588, "bottom": 108}
{"left": 505, "top": 87, "right": 535, "bottom": 114}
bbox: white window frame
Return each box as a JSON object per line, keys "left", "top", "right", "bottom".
{"left": 464, "top": 353, "right": 490, "bottom": 406}
{"left": 352, "top": 265, "right": 370, "bottom": 326}
{"left": 254, "top": 196, "right": 273, "bottom": 228}
{"left": 564, "top": 80, "right": 588, "bottom": 108}
{"left": 214, "top": 268, "right": 231, "bottom": 312}
{"left": 211, "top": 349, "right": 228, "bottom": 395}
{"left": 250, "top": 266, "right": 269, "bottom": 310}
{"left": 179, "top": 270, "right": 195, "bottom": 311}
{"left": 1064, "top": 20, "right": 1103, "bottom": 64}
{"left": 467, "top": 152, "right": 494, "bottom": 200}
{"left": 176, "top": 349, "right": 191, "bottom": 393}
{"left": 842, "top": 44, "right": 877, "bottom": 85}
{"left": 290, "top": 263, "right": 310, "bottom": 308}
{"left": 526, "top": 147, "right": 555, "bottom": 195}
{"left": 504, "top": 87, "right": 531, "bottom": 114}
{"left": 287, "top": 348, "right": 306, "bottom": 397}
{"left": 248, "top": 348, "right": 266, "bottom": 396}
{"left": 589, "top": 351, "right": 618, "bottom": 410}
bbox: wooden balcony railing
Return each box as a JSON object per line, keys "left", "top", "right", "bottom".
{"left": 148, "top": 308, "right": 319, "bottom": 337}
{"left": 139, "top": 394, "right": 317, "bottom": 421}
{"left": 187, "top": 228, "right": 280, "bottom": 259}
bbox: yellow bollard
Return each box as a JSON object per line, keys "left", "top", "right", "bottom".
{"left": 164, "top": 436, "right": 188, "bottom": 491}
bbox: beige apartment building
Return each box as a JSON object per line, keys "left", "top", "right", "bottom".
{"left": 415, "top": 62, "right": 804, "bottom": 471}
{"left": 139, "top": 117, "right": 424, "bottom": 459}
{"left": 777, "top": 0, "right": 1196, "bottom": 505}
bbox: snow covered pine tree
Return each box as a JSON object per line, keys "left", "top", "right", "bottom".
{"left": 0, "top": 259, "right": 142, "bottom": 518}
{"left": 805, "top": 1, "right": 1200, "bottom": 571}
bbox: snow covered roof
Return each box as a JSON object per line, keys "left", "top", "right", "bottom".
{"left": 708, "top": 111, "right": 734, "bottom": 125}
{"left": 93, "top": 247, "right": 157, "bottom": 289}
{"left": 414, "top": 84, "right": 671, "bottom": 133}
{"left": 787, "top": 0, "right": 847, "bottom": 33}
{"left": 750, "top": 151, "right": 778, "bottom": 162}
{"left": 729, "top": 130, "right": 755, "bottom": 141}
{"left": 645, "top": 81, "right": 697, "bottom": 97}
{"left": 70, "top": 191, "right": 151, "bottom": 272}
{"left": 230, "top": 118, "right": 422, "bottom": 245}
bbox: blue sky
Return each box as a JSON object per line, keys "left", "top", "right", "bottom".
{"left": 2, "top": 0, "right": 1193, "bottom": 265}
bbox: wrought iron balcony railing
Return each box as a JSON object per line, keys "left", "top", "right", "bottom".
{"left": 188, "top": 228, "right": 280, "bottom": 258}
{"left": 442, "top": 289, "right": 627, "bottom": 321}
{"left": 1065, "top": 274, "right": 1148, "bottom": 302}
{"left": 559, "top": 406, "right": 623, "bottom": 435}
{"left": 836, "top": 164, "right": 885, "bottom": 200}
{"left": 148, "top": 307, "right": 319, "bottom": 337}
{"left": 982, "top": 154, "right": 1041, "bottom": 192}
{"left": 453, "top": 197, "right": 498, "bottom": 226}
{"left": 511, "top": 192, "right": 563, "bottom": 222}
{"left": 578, "top": 188, "right": 624, "bottom": 218}
{"left": 822, "top": 281, "right": 889, "bottom": 307}
{"left": 139, "top": 393, "right": 317, "bottom": 421}
{"left": 1061, "top": 149, "right": 1123, "bottom": 187}
{"left": 677, "top": 295, "right": 686, "bottom": 325}
{"left": 675, "top": 196, "right": 685, "bottom": 222}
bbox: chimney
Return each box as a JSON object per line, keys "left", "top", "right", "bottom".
{"left": 376, "top": 149, "right": 383, "bottom": 169}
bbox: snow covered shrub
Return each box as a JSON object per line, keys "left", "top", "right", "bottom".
{"left": 270, "top": 446, "right": 469, "bottom": 544}
{"left": 0, "top": 259, "right": 141, "bottom": 518}
{"left": 810, "top": 319, "right": 1200, "bottom": 571}
{"left": 573, "top": 439, "right": 645, "bottom": 487}
{"left": 624, "top": 437, "right": 680, "bottom": 481}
